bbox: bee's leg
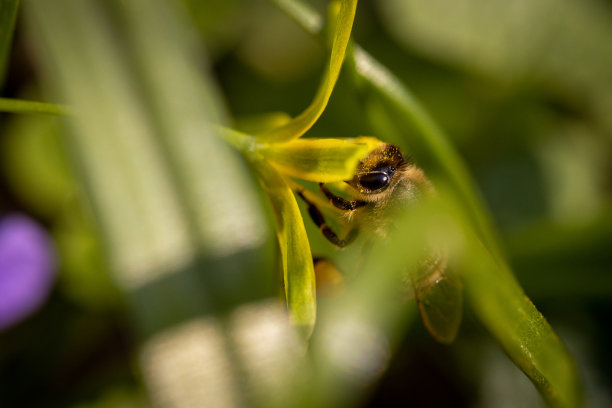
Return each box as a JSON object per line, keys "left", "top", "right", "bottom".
{"left": 319, "top": 183, "right": 366, "bottom": 211}
{"left": 296, "top": 190, "right": 358, "bottom": 248}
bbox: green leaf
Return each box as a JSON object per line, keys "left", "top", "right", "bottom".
{"left": 389, "top": 193, "right": 583, "bottom": 408}
{"left": 0, "top": 0, "right": 19, "bottom": 86}
{"left": 255, "top": 0, "right": 358, "bottom": 142}
{"left": 461, "top": 229, "right": 583, "bottom": 408}
{"left": 402, "top": 186, "right": 583, "bottom": 408}
{"left": 356, "top": 44, "right": 582, "bottom": 406}
{"left": 351, "top": 42, "right": 583, "bottom": 408}
{"left": 24, "top": 0, "right": 270, "bottom": 336}
{"left": 258, "top": 136, "right": 381, "bottom": 182}
{"left": 256, "top": 161, "right": 316, "bottom": 339}
{"left": 351, "top": 46, "right": 502, "bottom": 259}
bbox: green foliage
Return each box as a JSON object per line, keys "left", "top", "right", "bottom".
{"left": 274, "top": 1, "right": 583, "bottom": 404}
{"left": 24, "top": 0, "right": 270, "bottom": 336}
{"left": 3, "top": 0, "right": 610, "bottom": 407}
{"left": 0, "top": 0, "right": 19, "bottom": 85}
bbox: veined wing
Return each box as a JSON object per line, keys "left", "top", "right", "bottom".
{"left": 412, "top": 251, "right": 463, "bottom": 344}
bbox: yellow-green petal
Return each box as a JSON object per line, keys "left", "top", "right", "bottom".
{"left": 258, "top": 136, "right": 381, "bottom": 182}
{"left": 256, "top": 161, "right": 316, "bottom": 339}
{"left": 234, "top": 111, "right": 292, "bottom": 134}
{"left": 255, "top": 0, "right": 358, "bottom": 143}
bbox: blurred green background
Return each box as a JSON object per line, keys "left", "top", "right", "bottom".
{"left": 1, "top": 0, "right": 611, "bottom": 406}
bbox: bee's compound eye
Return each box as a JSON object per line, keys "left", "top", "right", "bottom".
{"left": 358, "top": 172, "right": 390, "bottom": 191}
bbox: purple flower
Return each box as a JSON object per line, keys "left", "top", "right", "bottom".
{"left": 0, "top": 213, "right": 56, "bottom": 331}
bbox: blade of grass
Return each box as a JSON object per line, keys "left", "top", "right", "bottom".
{"left": 25, "top": 0, "right": 270, "bottom": 331}
{"left": 0, "top": 97, "right": 68, "bottom": 115}
{"left": 461, "top": 226, "right": 583, "bottom": 408}
{"left": 0, "top": 0, "right": 19, "bottom": 86}
{"left": 26, "top": 1, "right": 272, "bottom": 406}
{"left": 358, "top": 43, "right": 582, "bottom": 408}
{"left": 107, "top": 0, "right": 269, "bottom": 283}
{"left": 386, "top": 193, "right": 583, "bottom": 408}
{"left": 26, "top": 0, "right": 198, "bottom": 299}
{"left": 347, "top": 24, "right": 583, "bottom": 408}
{"left": 351, "top": 46, "right": 501, "bottom": 257}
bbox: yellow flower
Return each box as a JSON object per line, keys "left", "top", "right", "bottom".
{"left": 220, "top": 0, "right": 375, "bottom": 339}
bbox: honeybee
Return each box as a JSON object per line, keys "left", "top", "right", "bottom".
{"left": 296, "top": 143, "right": 462, "bottom": 343}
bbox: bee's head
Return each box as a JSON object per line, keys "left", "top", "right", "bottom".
{"left": 347, "top": 143, "right": 430, "bottom": 203}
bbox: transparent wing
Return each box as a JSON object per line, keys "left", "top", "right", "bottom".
{"left": 412, "top": 250, "right": 463, "bottom": 344}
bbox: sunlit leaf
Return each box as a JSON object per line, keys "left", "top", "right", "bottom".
{"left": 256, "top": 162, "right": 316, "bottom": 339}
{"left": 0, "top": 0, "right": 19, "bottom": 86}
{"left": 255, "top": 0, "right": 358, "bottom": 142}
{"left": 356, "top": 41, "right": 583, "bottom": 406}
{"left": 362, "top": 44, "right": 582, "bottom": 405}
{"left": 107, "top": 0, "right": 269, "bottom": 266}
{"left": 26, "top": 0, "right": 198, "bottom": 297}
{"left": 461, "top": 230, "right": 583, "bottom": 408}
{"left": 25, "top": 0, "right": 269, "bottom": 334}
{"left": 398, "top": 193, "right": 583, "bottom": 408}
{"left": 259, "top": 136, "right": 381, "bottom": 182}
{"left": 26, "top": 2, "right": 276, "bottom": 407}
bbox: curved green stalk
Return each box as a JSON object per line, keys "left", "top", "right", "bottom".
{"left": 255, "top": 0, "right": 357, "bottom": 143}
{"left": 0, "top": 97, "right": 69, "bottom": 115}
